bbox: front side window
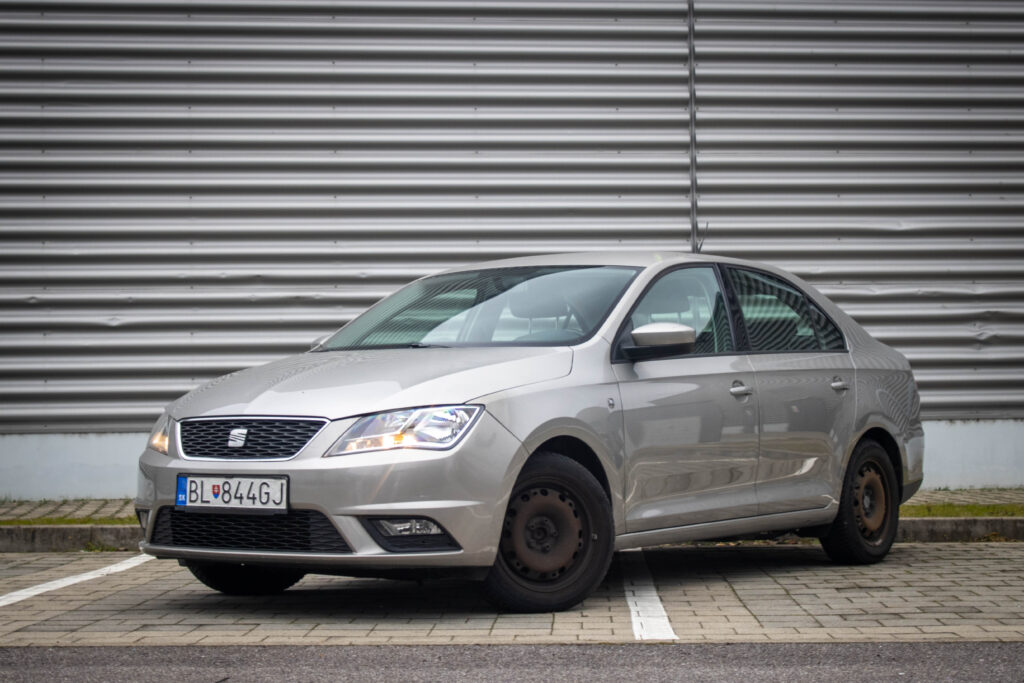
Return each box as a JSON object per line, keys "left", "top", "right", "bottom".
{"left": 726, "top": 268, "right": 843, "bottom": 352}
{"left": 320, "top": 265, "right": 640, "bottom": 350}
{"left": 614, "top": 265, "right": 735, "bottom": 358}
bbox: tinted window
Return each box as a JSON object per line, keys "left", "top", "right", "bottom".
{"left": 617, "top": 266, "right": 734, "bottom": 356}
{"left": 808, "top": 304, "right": 845, "bottom": 350}
{"left": 726, "top": 268, "right": 840, "bottom": 352}
{"left": 321, "top": 265, "right": 640, "bottom": 350}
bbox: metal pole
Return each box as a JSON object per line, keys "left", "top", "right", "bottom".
{"left": 687, "top": 0, "right": 700, "bottom": 252}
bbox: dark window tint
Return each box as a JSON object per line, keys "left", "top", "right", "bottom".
{"left": 726, "top": 268, "right": 835, "bottom": 353}
{"left": 808, "top": 305, "right": 845, "bottom": 350}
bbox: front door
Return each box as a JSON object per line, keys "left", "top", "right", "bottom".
{"left": 614, "top": 265, "right": 761, "bottom": 533}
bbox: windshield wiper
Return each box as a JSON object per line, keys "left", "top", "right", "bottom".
{"left": 314, "top": 343, "right": 450, "bottom": 351}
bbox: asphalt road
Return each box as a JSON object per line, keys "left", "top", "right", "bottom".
{"left": 1, "top": 643, "right": 1022, "bottom": 682}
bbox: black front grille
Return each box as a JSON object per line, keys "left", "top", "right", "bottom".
{"left": 151, "top": 507, "right": 350, "bottom": 553}
{"left": 179, "top": 418, "right": 325, "bottom": 460}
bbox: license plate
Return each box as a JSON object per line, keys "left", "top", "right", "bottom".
{"left": 176, "top": 475, "right": 288, "bottom": 511}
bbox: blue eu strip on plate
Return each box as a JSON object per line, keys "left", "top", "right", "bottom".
{"left": 176, "top": 476, "right": 187, "bottom": 505}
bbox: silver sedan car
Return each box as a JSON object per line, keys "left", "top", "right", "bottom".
{"left": 136, "top": 252, "right": 924, "bottom": 612}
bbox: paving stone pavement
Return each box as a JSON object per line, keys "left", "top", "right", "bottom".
{"left": 1, "top": 543, "right": 1022, "bottom": 646}
{"left": 1, "top": 489, "right": 1021, "bottom": 523}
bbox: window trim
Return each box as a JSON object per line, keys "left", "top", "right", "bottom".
{"left": 720, "top": 265, "right": 848, "bottom": 355}
{"left": 610, "top": 263, "right": 740, "bottom": 364}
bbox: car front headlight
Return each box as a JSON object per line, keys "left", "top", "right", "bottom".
{"left": 326, "top": 405, "right": 481, "bottom": 456}
{"left": 148, "top": 413, "right": 171, "bottom": 455}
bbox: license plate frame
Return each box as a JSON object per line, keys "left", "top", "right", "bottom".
{"left": 175, "top": 474, "right": 289, "bottom": 513}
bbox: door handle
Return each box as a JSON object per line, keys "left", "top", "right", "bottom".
{"left": 729, "top": 382, "right": 753, "bottom": 397}
{"left": 830, "top": 378, "right": 849, "bottom": 392}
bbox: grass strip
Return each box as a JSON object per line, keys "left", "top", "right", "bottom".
{"left": 900, "top": 503, "right": 1024, "bottom": 518}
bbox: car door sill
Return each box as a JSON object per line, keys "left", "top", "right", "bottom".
{"left": 614, "top": 504, "right": 838, "bottom": 551}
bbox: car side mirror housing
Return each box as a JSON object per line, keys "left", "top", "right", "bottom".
{"left": 621, "top": 323, "right": 696, "bottom": 361}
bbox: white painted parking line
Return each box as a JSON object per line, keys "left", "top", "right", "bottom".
{"left": 0, "top": 554, "right": 153, "bottom": 608}
{"left": 620, "top": 549, "right": 677, "bottom": 641}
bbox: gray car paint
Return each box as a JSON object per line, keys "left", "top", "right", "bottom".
{"left": 749, "top": 350, "right": 856, "bottom": 516}
{"left": 170, "top": 345, "right": 573, "bottom": 420}
{"left": 614, "top": 353, "right": 761, "bottom": 532}
{"left": 136, "top": 251, "right": 924, "bottom": 572}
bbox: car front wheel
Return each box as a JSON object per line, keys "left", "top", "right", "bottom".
{"left": 186, "top": 561, "right": 305, "bottom": 595}
{"left": 820, "top": 439, "right": 899, "bottom": 564}
{"left": 483, "top": 452, "right": 614, "bottom": 613}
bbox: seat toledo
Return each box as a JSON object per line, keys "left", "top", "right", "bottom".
{"left": 136, "top": 252, "right": 923, "bottom": 612}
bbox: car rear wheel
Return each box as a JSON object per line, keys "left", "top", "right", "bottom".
{"left": 186, "top": 561, "right": 305, "bottom": 595}
{"left": 820, "top": 439, "right": 899, "bottom": 564}
{"left": 483, "top": 452, "right": 614, "bottom": 613}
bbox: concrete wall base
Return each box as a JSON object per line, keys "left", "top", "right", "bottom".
{"left": 1, "top": 419, "right": 1022, "bottom": 499}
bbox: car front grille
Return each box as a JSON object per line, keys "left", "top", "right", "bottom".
{"left": 151, "top": 507, "right": 350, "bottom": 553}
{"left": 178, "top": 418, "right": 326, "bottom": 460}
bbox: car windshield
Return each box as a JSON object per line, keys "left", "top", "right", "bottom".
{"left": 320, "top": 265, "right": 640, "bottom": 350}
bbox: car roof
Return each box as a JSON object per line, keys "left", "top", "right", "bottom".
{"left": 435, "top": 251, "right": 850, "bottom": 324}
{"left": 438, "top": 250, "right": 764, "bottom": 273}
{"left": 426, "top": 250, "right": 863, "bottom": 344}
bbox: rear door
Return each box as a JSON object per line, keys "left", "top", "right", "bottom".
{"left": 722, "top": 266, "right": 855, "bottom": 514}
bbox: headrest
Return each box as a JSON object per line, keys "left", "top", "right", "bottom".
{"left": 635, "top": 282, "right": 691, "bottom": 316}
{"left": 509, "top": 286, "right": 569, "bottom": 319}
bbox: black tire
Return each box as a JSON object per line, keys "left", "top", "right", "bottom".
{"left": 186, "top": 561, "right": 305, "bottom": 595}
{"left": 483, "top": 452, "right": 614, "bottom": 613}
{"left": 820, "top": 439, "right": 900, "bottom": 564}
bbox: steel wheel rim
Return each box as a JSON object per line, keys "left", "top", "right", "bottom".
{"left": 854, "top": 462, "right": 888, "bottom": 540}
{"left": 500, "top": 485, "right": 585, "bottom": 583}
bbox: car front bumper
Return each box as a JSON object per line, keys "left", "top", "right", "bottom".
{"left": 136, "top": 410, "right": 526, "bottom": 571}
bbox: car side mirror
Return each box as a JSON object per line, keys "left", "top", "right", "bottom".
{"left": 309, "top": 334, "right": 330, "bottom": 351}
{"left": 621, "top": 323, "right": 696, "bottom": 361}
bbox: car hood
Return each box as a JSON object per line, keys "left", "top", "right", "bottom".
{"left": 169, "top": 346, "right": 573, "bottom": 420}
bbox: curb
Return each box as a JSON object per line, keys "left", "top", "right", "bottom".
{"left": 0, "top": 518, "right": 1021, "bottom": 553}
{"left": 0, "top": 525, "right": 142, "bottom": 552}
{"left": 897, "top": 517, "right": 1024, "bottom": 542}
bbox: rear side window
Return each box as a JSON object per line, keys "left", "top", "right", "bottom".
{"left": 807, "top": 303, "right": 845, "bottom": 350}
{"left": 725, "top": 268, "right": 844, "bottom": 352}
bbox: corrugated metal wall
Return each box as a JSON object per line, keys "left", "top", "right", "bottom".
{"left": 0, "top": 0, "right": 1021, "bottom": 433}
{"left": 692, "top": 0, "right": 1024, "bottom": 420}
{"left": 0, "top": 0, "right": 693, "bottom": 432}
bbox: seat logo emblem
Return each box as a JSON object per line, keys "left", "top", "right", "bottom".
{"left": 227, "top": 427, "right": 248, "bottom": 448}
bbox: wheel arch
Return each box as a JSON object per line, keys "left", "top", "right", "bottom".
{"left": 857, "top": 427, "right": 904, "bottom": 500}
{"left": 531, "top": 435, "right": 612, "bottom": 504}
